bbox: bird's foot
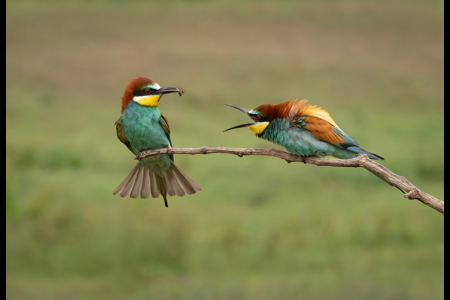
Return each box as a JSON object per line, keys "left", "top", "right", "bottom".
{"left": 135, "top": 151, "right": 142, "bottom": 161}
{"left": 301, "top": 156, "right": 307, "bottom": 164}
{"left": 167, "top": 145, "right": 172, "bottom": 155}
{"left": 314, "top": 150, "right": 327, "bottom": 157}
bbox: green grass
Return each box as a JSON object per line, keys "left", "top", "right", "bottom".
{"left": 6, "top": 1, "right": 443, "bottom": 299}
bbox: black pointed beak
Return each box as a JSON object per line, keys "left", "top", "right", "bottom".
{"left": 223, "top": 123, "right": 255, "bottom": 132}
{"left": 224, "top": 104, "right": 254, "bottom": 132}
{"left": 160, "top": 86, "right": 185, "bottom": 96}
{"left": 225, "top": 104, "right": 250, "bottom": 114}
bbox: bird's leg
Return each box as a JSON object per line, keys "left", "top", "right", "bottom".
{"left": 301, "top": 156, "right": 307, "bottom": 164}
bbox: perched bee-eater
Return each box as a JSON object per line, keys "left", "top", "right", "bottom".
{"left": 113, "top": 77, "right": 201, "bottom": 207}
{"left": 225, "top": 99, "right": 384, "bottom": 161}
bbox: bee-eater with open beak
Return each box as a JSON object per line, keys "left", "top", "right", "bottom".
{"left": 225, "top": 99, "right": 384, "bottom": 161}
{"left": 113, "top": 77, "right": 201, "bottom": 207}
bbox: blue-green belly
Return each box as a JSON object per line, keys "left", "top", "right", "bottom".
{"left": 121, "top": 101, "right": 171, "bottom": 177}
{"left": 260, "top": 118, "right": 357, "bottom": 159}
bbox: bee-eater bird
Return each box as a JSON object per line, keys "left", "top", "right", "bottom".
{"left": 113, "top": 77, "right": 201, "bottom": 207}
{"left": 224, "top": 99, "right": 384, "bottom": 161}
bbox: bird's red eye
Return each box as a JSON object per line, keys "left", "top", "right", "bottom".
{"left": 144, "top": 88, "right": 152, "bottom": 94}
{"left": 255, "top": 114, "right": 261, "bottom": 119}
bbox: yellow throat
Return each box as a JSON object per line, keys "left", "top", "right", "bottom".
{"left": 248, "top": 122, "right": 269, "bottom": 135}
{"left": 132, "top": 95, "right": 161, "bottom": 107}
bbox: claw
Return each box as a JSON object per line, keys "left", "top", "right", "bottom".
{"left": 395, "top": 185, "right": 406, "bottom": 194}
{"left": 302, "top": 156, "right": 307, "bottom": 164}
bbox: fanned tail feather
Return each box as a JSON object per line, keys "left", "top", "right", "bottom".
{"left": 113, "top": 162, "right": 201, "bottom": 207}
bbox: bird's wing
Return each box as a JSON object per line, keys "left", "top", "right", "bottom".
{"left": 287, "top": 99, "right": 361, "bottom": 149}
{"left": 295, "top": 115, "right": 360, "bottom": 148}
{"left": 159, "top": 113, "right": 174, "bottom": 161}
{"left": 115, "top": 116, "right": 134, "bottom": 154}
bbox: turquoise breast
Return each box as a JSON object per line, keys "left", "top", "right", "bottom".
{"left": 122, "top": 101, "right": 172, "bottom": 177}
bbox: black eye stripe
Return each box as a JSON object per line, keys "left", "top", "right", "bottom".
{"left": 133, "top": 88, "right": 159, "bottom": 96}
{"left": 250, "top": 113, "right": 270, "bottom": 122}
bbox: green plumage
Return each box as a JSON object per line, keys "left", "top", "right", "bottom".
{"left": 113, "top": 85, "right": 201, "bottom": 207}
{"left": 119, "top": 101, "right": 172, "bottom": 177}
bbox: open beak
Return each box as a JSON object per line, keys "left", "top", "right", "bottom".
{"left": 160, "top": 86, "right": 185, "bottom": 96}
{"left": 223, "top": 122, "right": 255, "bottom": 132}
{"left": 225, "top": 104, "right": 250, "bottom": 114}
{"left": 223, "top": 104, "right": 254, "bottom": 132}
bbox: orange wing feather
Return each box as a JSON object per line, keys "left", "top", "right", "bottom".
{"left": 268, "top": 99, "right": 345, "bottom": 144}
{"left": 160, "top": 114, "right": 171, "bottom": 133}
{"left": 159, "top": 114, "right": 173, "bottom": 161}
{"left": 303, "top": 116, "right": 345, "bottom": 144}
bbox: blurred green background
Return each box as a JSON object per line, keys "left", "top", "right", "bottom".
{"left": 6, "top": 0, "right": 444, "bottom": 299}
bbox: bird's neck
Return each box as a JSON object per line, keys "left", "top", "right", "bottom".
{"left": 123, "top": 101, "right": 161, "bottom": 118}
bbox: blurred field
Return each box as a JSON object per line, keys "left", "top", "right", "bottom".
{"left": 6, "top": 0, "right": 444, "bottom": 299}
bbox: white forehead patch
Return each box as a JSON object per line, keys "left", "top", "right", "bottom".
{"left": 150, "top": 82, "right": 161, "bottom": 90}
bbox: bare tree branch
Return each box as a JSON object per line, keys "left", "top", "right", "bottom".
{"left": 136, "top": 146, "right": 444, "bottom": 215}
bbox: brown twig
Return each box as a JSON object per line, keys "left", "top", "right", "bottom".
{"left": 136, "top": 146, "right": 444, "bottom": 215}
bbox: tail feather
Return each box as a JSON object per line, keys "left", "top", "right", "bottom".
{"left": 113, "top": 163, "right": 138, "bottom": 195}
{"left": 347, "top": 146, "right": 385, "bottom": 161}
{"left": 149, "top": 171, "right": 159, "bottom": 198}
{"left": 130, "top": 164, "right": 144, "bottom": 199}
{"left": 113, "top": 162, "right": 201, "bottom": 207}
{"left": 114, "top": 163, "right": 140, "bottom": 197}
{"left": 170, "top": 163, "right": 201, "bottom": 195}
{"left": 156, "top": 175, "right": 168, "bottom": 207}
{"left": 165, "top": 168, "right": 185, "bottom": 197}
{"left": 164, "top": 169, "right": 176, "bottom": 197}
{"left": 141, "top": 167, "right": 151, "bottom": 199}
